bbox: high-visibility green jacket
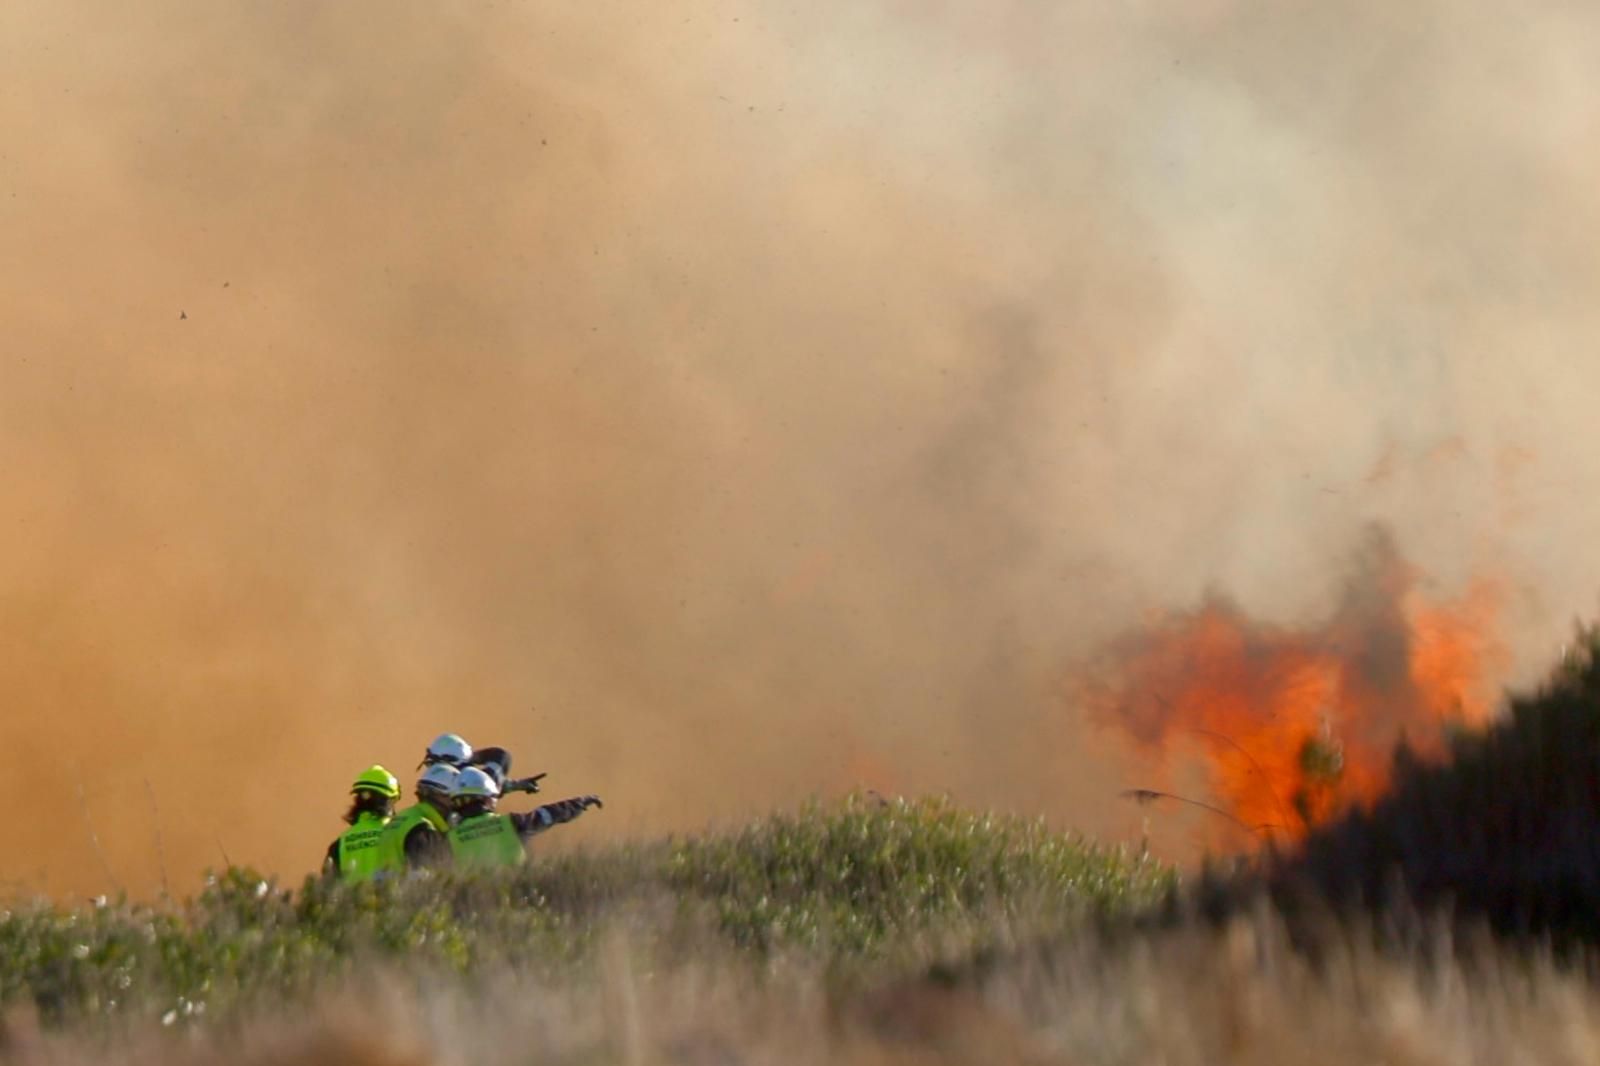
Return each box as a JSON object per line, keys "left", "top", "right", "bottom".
{"left": 330, "top": 811, "right": 391, "bottom": 882}
{"left": 448, "top": 812, "right": 527, "bottom": 870}
{"left": 381, "top": 801, "right": 452, "bottom": 872}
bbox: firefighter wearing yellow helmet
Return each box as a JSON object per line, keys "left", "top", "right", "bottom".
{"left": 321, "top": 765, "right": 401, "bottom": 883}
{"left": 446, "top": 766, "right": 602, "bottom": 871}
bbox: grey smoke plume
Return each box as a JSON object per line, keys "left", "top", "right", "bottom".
{"left": 2, "top": 0, "right": 1597, "bottom": 895}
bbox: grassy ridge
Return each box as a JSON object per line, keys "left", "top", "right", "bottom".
{"left": 0, "top": 795, "right": 1171, "bottom": 1028}
{"left": 14, "top": 634, "right": 1600, "bottom": 1061}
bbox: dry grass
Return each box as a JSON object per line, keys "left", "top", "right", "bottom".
{"left": 3, "top": 908, "right": 1596, "bottom": 1066}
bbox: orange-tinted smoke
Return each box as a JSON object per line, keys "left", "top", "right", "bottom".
{"left": 1084, "top": 532, "right": 1508, "bottom": 840}
{"left": 5, "top": 0, "right": 1600, "bottom": 899}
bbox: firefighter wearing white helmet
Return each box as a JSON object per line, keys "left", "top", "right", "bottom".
{"left": 379, "top": 762, "right": 460, "bottom": 873}
{"left": 420, "top": 732, "right": 538, "bottom": 796}
{"left": 446, "top": 766, "right": 603, "bottom": 871}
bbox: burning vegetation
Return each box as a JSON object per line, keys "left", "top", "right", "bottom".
{"left": 1085, "top": 531, "right": 1507, "bottom": 840}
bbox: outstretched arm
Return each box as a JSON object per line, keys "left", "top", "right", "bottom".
{"left": 469, "top": 746, "right": 513, "bottom": 778}
{"left": 510, "top": 795, "right": 603, "bottom": 838}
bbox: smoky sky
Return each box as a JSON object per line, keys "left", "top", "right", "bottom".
{"left": 2, "top": 0, "right": 1598, "bottom": 896}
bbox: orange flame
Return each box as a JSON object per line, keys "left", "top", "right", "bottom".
{"left": 1084, "top": 535, "right": 1507, "bottom": 840}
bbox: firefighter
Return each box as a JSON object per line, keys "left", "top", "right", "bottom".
{"left": 419, "top": 732, "right": 536, "bottom": 795}
{"left": 446, "top": 766, "right": 602, "bottom": 871}
{"left": 380, "top": 761, "right": 460, "bottom": 873}
{"left": 322, "top": 765, "right": 401, "bottom": 883}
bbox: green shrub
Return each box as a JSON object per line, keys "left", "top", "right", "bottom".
{"left": 0, "top": 794, "right": 1170, "bottom": 1028}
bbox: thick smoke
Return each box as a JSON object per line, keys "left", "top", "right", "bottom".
{"left": 2, "top": 1, "right": 1598, "bottom": 896}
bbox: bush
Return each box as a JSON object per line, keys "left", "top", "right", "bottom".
{"left": 0, "top": 794, "right": 1170, "bottom": 1028}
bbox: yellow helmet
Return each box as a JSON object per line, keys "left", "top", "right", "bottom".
{"left": 351, "top": 764, "right": 400, "bottom": 800}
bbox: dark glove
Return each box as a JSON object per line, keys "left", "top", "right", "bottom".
{"left": 504, "top": 773, "right": 547, "bottom": 795}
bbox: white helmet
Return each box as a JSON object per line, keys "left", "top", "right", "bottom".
{"left": 451, "top": 766, "right": 500, "bottom": 801}
{"left": 422, "top": 733, "right": 472, "bottom": 768}
{"left": 417, "top": 762, "right": 460, "bottom": 798}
